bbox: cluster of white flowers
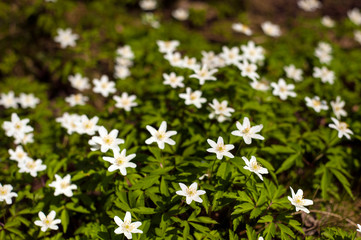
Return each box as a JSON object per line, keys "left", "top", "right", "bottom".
{"left": 115, "top": 45, "right": 134, "bottom": 80}
{"left": 56, "top": 113, "right": 100, "bottom": 135}
{"left": 314, "top": 42, "right": 332, "bottom": 65}
{"left": 0, "top": 91, "right": 40, "bottom": 109}
{"left": 6, "top": 1, "right": 361, "bottom": 237}
{"left": 297, "top": 0, "right": 321, "bottom": 12}
{"left": 2, "top": 113, "right": 35, "bottom": 145}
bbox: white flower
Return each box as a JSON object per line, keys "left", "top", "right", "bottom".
{"left": 164, "top": 52, "right": 183, "bottom": 67}
{"left": 18, "top": 93, "right": 40, "bottom": 109}
{"left": 2, "top": 113, "right": 33, "bottom": 138}
{"left": 103, "top": 149, "right": 136, "bottom": 175}
{"left": 114, "top": 212, "right": 143, "bottom": 239}
{"left": 34, "top": 211, "right": 61, "bottom": 232}
{"left": 329, "top": 118, "right": 353, "bottom": 139}
{"left": 65, "top": 93, "right": 88, "bottom": 107}
{"left": 49, "top": 174, "right": 77, "bottom": 197}
{"left": 207, "top": 136, "right": 234, "bottom": 160}
{"left": 297, "top": 0, "right": 321, "bottom": 12}
{"left": 181, "top": 56, "right": 200, "bottom": 71}
{"left": 199, "top": 173, "right": 209, "bottom": 180}
{"left": 261, "top": 21, "right": 281, "bottom": 37}
{"left": 0, "top": 91, "right": 18, "bottom": 109}
{"left": 116, "top": 57, "right": 133, "bottom": 68}
{"left": 271, "top": 78, "right": 296, "bottom": 100}
{"left": 88, "top": 139, "right": 101, "bottom": 151}
{"left": 242, "top": 156, "right": 268, "bottom": 181}
{"left": 201, "top": 51, "right": 223, "bottom": 69}
{"left": 163, "top": 72, "right": 184, "bottom": 88}
{"left": 139, "top": 0, "right": 157, "bottom": 11}
{"left": 284, "top": 65, "right": 303, "bottom": 82}
{"left": 68, "top": 73, "right": 90, "bottom": 91}
{"left": 232, "top": 23, "right": 252, "bottom": 36}
{"left": 0, "top": 183, "right": 17, "bottom": 204}
{"left": 231, "top": 117, "right": 264, "bottom": 144}
{"left": 116, "top": 45, "right": 134, "bottom": 60}
{"left": 145, "top": 121, "right": 177, "bottom": 149}
{"left": 313, "top": 66, "right": 334, "bottom": 84}
{"left": 305, "top": 96, "right": 328, "bottom": 112}
{"left": 288, "top": 187, "right": 313, "bottom": 214}
{"left": 258, "top": 237, "right": 264, "bottom": 240}
{"left": 330, "top": 96, "right": 347, "bottom": 119}
{"left": 250, "top": 79, "right": 270, "bottom": 91}
{"left": 91, "top": 126, "right": 124, "bottom": 153}
{"left": 179, "top": 87, "right": 207, "bottom": 108}
{"left": 357, "top": 224, "right": 361, "bottom": 233}
{"left": 348, "top": 8, "right": 361, "bottom": 25}
{"left": 314, "top": 42, "right": 332, "bottom": 64}
{"left": 321, "top": 16, "right": 335, "bottom": 28}
{"left": 76, "top": 115, "right": 99, "bottom": 135}
{"left": 209, "top": 99, "right": 235, "bottom": 122}
{"left": 54, "top": 28, "right": 78, "bottom": 48}
{"left": 237, "top": 60, "right": 259, "bottom": 81}
{"left": 93, "top": 75, "right": 116, "bottom": 97}
{"left": 172, "top": 8, "right": 189, "bottom": 21}
{"left": 9, "top": 146, "right": 30, "bottom": 163}
{"left": 220, "top": 46, "right": 242, "bottom": 66}
{"left": 113, "top": 93, "right": 138, "bottom": 111}
{"left": 176, "top": 182, "right": 206, "bottom": 204}
{"left": 14, "top": 133, "right": 34, "bottom": 145}
{"left": 241, "top": 41, "right": 264, "bottom": 63}
{"left": 115, "top": 65, "right": 131, "bottom": 80}
{"left": 18, "top": 158, "right": 46, "bottom": 177}
{"left": 157, "top": 40, "right": 180, "bottom": 54}
{"left": 56, "top": 112, "right": 82, "bottom": 135}
{"left": 190, "top": 64, "right": 218, "bottom": 85}
{"left": 354, "top": 30, "right": 361, "bottom": 44}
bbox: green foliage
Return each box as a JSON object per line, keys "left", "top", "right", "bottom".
{"left": 0, "top": 0, "right": 360, "bottom": 240}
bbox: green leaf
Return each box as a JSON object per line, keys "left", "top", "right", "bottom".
{"left": 276, "top": 153, "right": 299, "bottom": 174}
{"left": 61, "top": 209, "right": 69, "bottom": 233}
{"left": 278, "top": 223, "right": 295, "bottom": 238}
{"left": 160, "top": 177, "right": 170, "bottom": 197}
{"left": 329, "top": 168, "right": 354, "bottom": 199}
{"left": 132, "top": 207, "right": 156, "bottom": 214}
{"left": 264, "top": 222, "right": 276, "bottom": 240}
{"left": 321, "top": 167, "right": 331, "bottom": 199}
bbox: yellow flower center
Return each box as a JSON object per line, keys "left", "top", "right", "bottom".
{"left": 156, "top": 131, "right": 166, "bottom": 140}
{"left": 0, "top": 187, "right": 8, "bottom": 196}
{"left": 250, "top": 161, "right": 261, "bottom": 171}
{"left": 15, "top": 123, "right": 22, "bottom": 130}
{"left": 280, "top": 86, "right": 287, "bottom": 93}
{"left": 123, "top": 222, "right": 134, "bottom": 232}
{"left": 60, "top": 181, "right": 70, "bottom": 189}
{"left": 242, "top": 127, "right": 250, "bottom": 134}
{"left": 26, "top": 160, "right": 36, "bottom": 170}
{"left": 339, "top": 122, "right": 348, "bottom": 131}
{"left": 103, "top": 136, "right": 114, "bottom": 145}
{"left": 84, "top": 122, "right": 93, "bottom": 129}
{"left": 312, "top": 100, "right": 321, "bottom": 107}
{"left": 294, "top": 195, "right": 304, "bottom": 205}
{"left": 216, "top": 144, "right": 226, "bottom": 152}
{"left": 115, "top": 157, "right": 125, "bottom": 166}
{"left": 17, "top": 152, "right": 24, "bottom": 159}
{"left": 44, "top": 218, "right": 52, "bottom": 226}
{"left": 101, "top": 82, "right": 108, "bottom": 89}
{"left": 186, "top": 187, "right": 196, "bottom": 197}
{"left": 190, "top": 93, "right": 197, "bottom": 101}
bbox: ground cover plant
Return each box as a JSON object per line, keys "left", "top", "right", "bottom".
{"left": 1, "top": 0, "right": 361, "bottom": 239}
